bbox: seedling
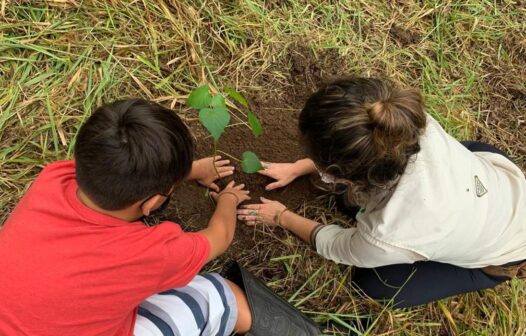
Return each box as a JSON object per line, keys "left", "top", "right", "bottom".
{"left": 187, "top": 84, "right": 263, "bottom": 173}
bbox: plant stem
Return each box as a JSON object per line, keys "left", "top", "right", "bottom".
{"left": 212, "top": 142, "right": 221, "bottom": 179}
{"left": 216, "top": 149, "right": 242, "bottom": 163}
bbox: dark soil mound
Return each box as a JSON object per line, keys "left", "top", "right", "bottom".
{"left": 168, "top": 46, "right": 348, "bottom": 262}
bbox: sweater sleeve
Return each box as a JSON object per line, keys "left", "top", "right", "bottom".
{"left": 315, "top": 225, "right": 425, "bottom": 268}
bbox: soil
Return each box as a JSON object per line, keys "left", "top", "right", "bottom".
{"left": 288, "top": 45, "right": 352, "bottom": 96}
{"left": 169, "top": 99, "right": 315, "bottom": 262}
{"left": 389, "top": 24, "right": 421, "bottom": 46}
{"left": 167, "top": 46, "right": 347, "bottom": 263}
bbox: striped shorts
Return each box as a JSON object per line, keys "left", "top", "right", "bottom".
{"left": 134, "top": 273, "right": 238, "bottom": 336}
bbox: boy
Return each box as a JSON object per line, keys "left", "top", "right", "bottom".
{"left": 0, "top": 98, "right": 255, "bottom": 336}
{"left": 0, "top": 99, "right": 320, "bottom": 336}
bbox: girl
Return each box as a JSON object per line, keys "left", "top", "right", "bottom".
{"left": 237, "top": 77, "right": 526, "bottom": 308}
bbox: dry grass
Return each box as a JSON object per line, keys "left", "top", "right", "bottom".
{"left": 1, "top": 1, "right": 526, "bottom": 335}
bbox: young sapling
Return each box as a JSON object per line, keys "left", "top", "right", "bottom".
{"left": 187, "top": 84, "right": 264, "bottom": 174}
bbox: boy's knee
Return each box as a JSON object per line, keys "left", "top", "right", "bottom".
{"left": 224, "top": 279, "right": 252, "bottom": 334}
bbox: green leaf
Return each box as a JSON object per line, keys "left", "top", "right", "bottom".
{"left": 210, "top": 94, "right": 226, "bottom": 108}
{"left": 247, "top": 110, "right": 263, "bottom": 138}
{"left": 199, "top": 106, "right": 230, "bottom": 143}
{"left": 241, "top": 151, "right": 263, "bottom": 173}
{"left": 187, "top": 84, "right": 212, "bottom": 109}
{"left": 224, "top": 85, "right": 249, "bottom": 108}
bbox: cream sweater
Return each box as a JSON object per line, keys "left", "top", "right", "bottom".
{"left": 315, "top": 115, "right": 526, "bottom": 268}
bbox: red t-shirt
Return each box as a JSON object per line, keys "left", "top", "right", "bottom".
{"left": 0, "top": 161, "right": 211, "bottom": 336}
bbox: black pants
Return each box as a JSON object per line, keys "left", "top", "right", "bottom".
{"left": 350, "top": 141, "right": 512, "bottom": 308}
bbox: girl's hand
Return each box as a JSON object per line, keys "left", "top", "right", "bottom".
{"left": 210, "top": 181, "right": 250, "bottom": 206}
{"left": 190, "top": 156, "right": 235, "bottom": 191}
{"left": 237, "top": 197, "right": 287, "bottom": 226}
{"left": 258, "top": 162, "right": 301, "bottom": 191}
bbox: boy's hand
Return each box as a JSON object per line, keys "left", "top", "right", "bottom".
{"left": 201, "top": 181, "right": 250, "bottom": 262}
{"left": 190, "top": 156, "right": 235, "bottom": 191}
{"left": 237, "top": 197, "right": 287, "bottom": 226}
{"left": 210, "top": 181, "right": 250, "bottom": 206}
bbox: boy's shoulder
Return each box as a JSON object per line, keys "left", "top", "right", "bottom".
{"left": 32, "top": 160, "right": 75, "bottom": 184}
{"left": 42, "top": 159, "right": 75, "bottom": 175}
{"left": 18, "top": 160, "right": 74, "bottom": 199}
{"left": 26, "top": 160, "right": 76, "bottom": 195}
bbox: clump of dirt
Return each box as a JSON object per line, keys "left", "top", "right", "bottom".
{"left": 289, "top": 45, "right": 323, "bottom": 93}
{"left": 288, "top": 45, "right": 350, "bottom": 98}
{"left": 389, "top": 24, "right": 420, "bottom": 46}
{"left": 168, "top": 45, "right": 350, "bottom": 262}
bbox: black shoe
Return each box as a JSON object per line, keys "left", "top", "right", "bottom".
{"left": 223, "top": 262, "right": 322, "bottom": 336}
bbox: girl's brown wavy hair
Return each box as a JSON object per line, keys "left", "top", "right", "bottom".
{"left": 299, "top": 77, "right": 426, "bottom": 205}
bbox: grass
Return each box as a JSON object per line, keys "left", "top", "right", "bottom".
{"left": 1, "top": 0, "right": 525, "bottom": 335}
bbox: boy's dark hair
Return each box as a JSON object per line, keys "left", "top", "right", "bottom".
{"left": 75, "top": 99, "right": 194, "bottom": 211}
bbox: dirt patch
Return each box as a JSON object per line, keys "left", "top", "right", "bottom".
{"left": 170, "top": 96, "right": 316, "bottom": 261}
{"left": 169, "top": 104, "right": 314, "bottom": 262}
{"left": 389, "top": 24, "right": 420, "bottom": 46}
{"left": 167, "top": 46, "right": 349, "bottom": 263}
{"left": 288, "top": 45, "right": 350, "bottom": 97}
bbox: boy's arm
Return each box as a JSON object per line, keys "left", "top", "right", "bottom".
{"left": 187, "top": 156, "right": 235, "bottom": 191}
{"left": 198, "top": 181, "right": 250, "bottom": 262}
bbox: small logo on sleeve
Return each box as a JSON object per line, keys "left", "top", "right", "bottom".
{"left": 474, "top": 175, "right": 488, "bottom": 197}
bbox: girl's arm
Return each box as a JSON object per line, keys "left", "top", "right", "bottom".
{"left": 237, "top": 197, "right": 324, "bottom": 246}
{"left": 280, "top": 210, "right": 321, "bottom": 243}
{"left": 238, "top": 198, "right": 426, "bottom": 268}
{"left": 238, "top": 198, "right": 423, "bottom": 268}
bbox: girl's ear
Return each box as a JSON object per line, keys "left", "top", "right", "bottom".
{"left": 140, "top": 194, "right": 165, "bottom": 217}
